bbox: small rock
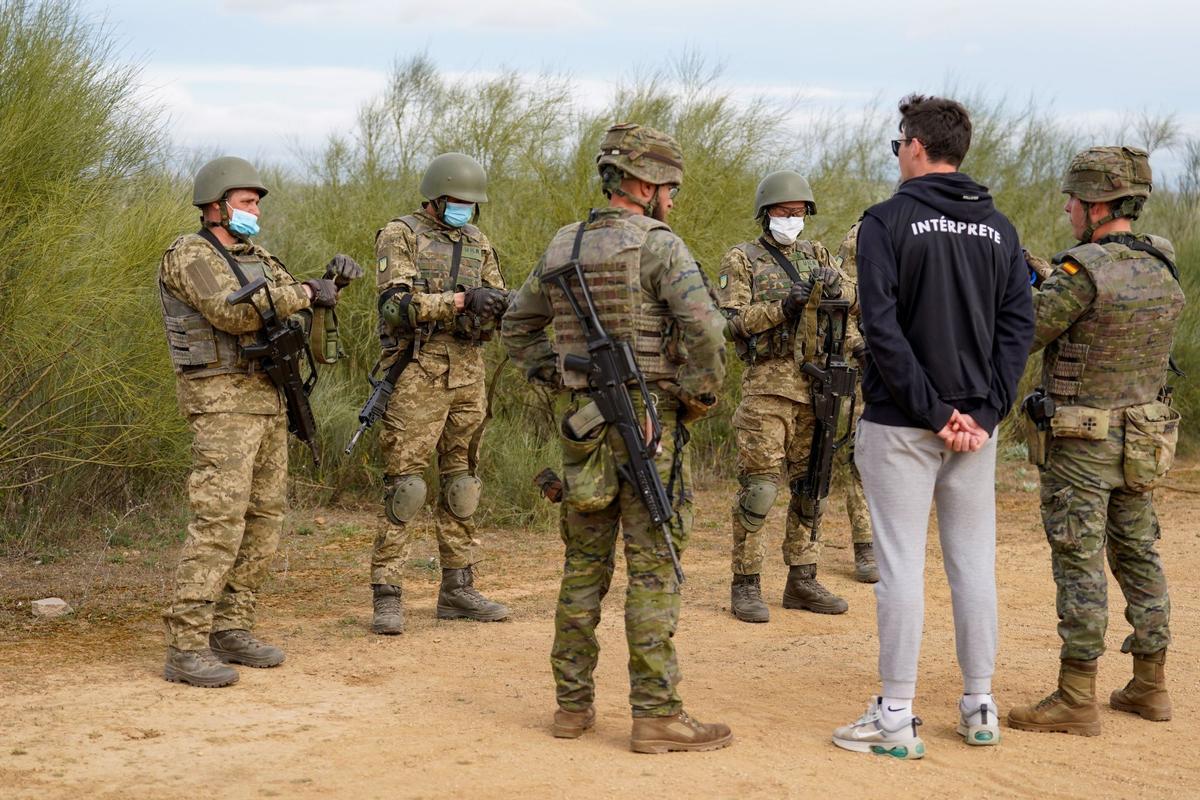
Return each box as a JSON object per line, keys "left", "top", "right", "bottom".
{"left": 314, "top": 516, "right": 327, "bottom": 526}
{"left": 31, "top": 598, "right": 72, "bottom": 619}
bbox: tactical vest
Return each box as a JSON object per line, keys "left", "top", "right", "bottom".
{"left": 159, "top": 236, "right": 271, "bottom": 379}
{"left": 1043, "top": 238, "right": 1184, "bottom": 408}
{"left": 735, "top": 238, "right": 820, "bottom": 362}
{"left": 378, "top": 213, "right": 488, "bottom": 350}
{"left": 543, "top": 213, "right": 682, "bottom": 391}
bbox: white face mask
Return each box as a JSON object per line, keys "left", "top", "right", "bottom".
{"left": 769, "top": 215, "right": 805, "bottom": 245}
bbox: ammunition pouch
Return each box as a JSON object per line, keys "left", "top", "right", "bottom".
{"left": 385, "top": 475, "right": 427, "bottom": 525}
{"left": 736, "top": 479, "right": 778, "bottom": 532}
{"left": 1050, "top": 405, "right": 1112, "bottom": 441}
{"left": 559, "top": 409, "right": 618, "bottom": 514}
{"left": 1123, "top": 401, "right": 1180, "bottom": 492}
{"left": 734, "top": 323, "right": 795, "bottom": 365}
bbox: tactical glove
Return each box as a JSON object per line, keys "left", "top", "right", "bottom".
{"left": 303, "top": 278, "right": 339, "bottom": 308}
{"left": 812, "top": 266, "right": 843, "bottom": 298}
{"left": 324, "top": 254, "right": 364, "bottom": 288}
{"left": 781, "top": 282, "right": 813, "bottom": 319}
{"left": 465, "top": 286, "right": 509, "bottom": 320}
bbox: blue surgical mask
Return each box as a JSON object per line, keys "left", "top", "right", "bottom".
{"left": 443, "top": 202, "right": 474, "bottom": 228}
{"left": 227, "top": 207, "right": 260, "bottom": 237}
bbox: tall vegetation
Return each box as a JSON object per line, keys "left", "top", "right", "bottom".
{"left": 2, "top": 6, "right": 1198, "bottom": 551}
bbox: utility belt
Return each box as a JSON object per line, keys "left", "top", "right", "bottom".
{"left": 1021, "top": 389, "right": 1180, "bottom": 492}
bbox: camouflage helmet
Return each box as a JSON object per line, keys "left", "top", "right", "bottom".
{"left": 754, "top": 170, "right": 817, "bottom": 218}
{"left": 596, "top": 123, "right": 684, "bottom": 186}
{"left": 193, "top": 156, "right": 268, "bottom": 206}
{"left": 420, "top": 153, "right": 489, "bottom": 203}
{"left": 1061, "top": 146, "right": 1152, "bottom": 203}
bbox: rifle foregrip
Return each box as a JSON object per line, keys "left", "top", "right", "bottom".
{"left": 564, "top": 354, "right": 590, "bottom": 373}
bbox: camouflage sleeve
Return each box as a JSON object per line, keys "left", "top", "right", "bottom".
{"left": 479, "top": 233, "right": 506, "bottom": 290}
{"left": 1031, "top": 262, "right": 1096, "bottom": 353}
{"left": 650, "top": 232, "right": 726, "bottom": 396}
{"left": 161, "top": 237, "right": 309, "bottom": 335}
{"left": 836, "top": 222, "right": 861, "bottom": 278}
{"left": 499, "top": 257, "right": 556, "bottom": 378}
{"left": 375, "top": 222, "right": 456, "bottom": 325}
{"left": 717, "top": 246, "right": 785, "bottom": 337}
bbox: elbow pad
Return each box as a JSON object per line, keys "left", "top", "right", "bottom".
{"left": 379, "top": 286, "right": 417, "bottom": 332}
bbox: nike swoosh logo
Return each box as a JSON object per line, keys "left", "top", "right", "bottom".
{"left": 887, "top": 706, "right": 907, "bottom": 712}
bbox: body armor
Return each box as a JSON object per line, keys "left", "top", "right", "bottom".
{"left": 543, "top": 213, "right": 682, "bottom": 390}
{"left": 159, "top": 236, "right": 271, "bottom": 379}
{"left": 734, "top": 238, "right": 820, "bottom": 362}
{"left": 1044, "top": 238, "right": 1183, "bottom": 408}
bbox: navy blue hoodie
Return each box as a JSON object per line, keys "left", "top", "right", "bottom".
{"left": 856, "top": 172, "right": 1034, "bottom": 433}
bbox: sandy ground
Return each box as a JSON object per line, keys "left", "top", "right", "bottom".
{"left": 1, "top": 460, "right": 1198, "bottom": 799}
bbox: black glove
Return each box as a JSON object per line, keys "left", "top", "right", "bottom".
{"left": 324, "top": 254, "right": 363, "bottom": 288}
{"left": 464, "top": 286, "right": 509, "bottom": 320}
{"left": 812, "top": 265, "right": 843, "bottom": 298}
{"left": 781, "top": 281, "right": 812, "bottom": 319}
{"left": 303, "top": 278, "right": 339, "bottom": 308}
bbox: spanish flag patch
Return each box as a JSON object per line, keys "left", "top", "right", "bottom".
{"left": 1060, "top": 260, "right": 1079, "bottom": 276}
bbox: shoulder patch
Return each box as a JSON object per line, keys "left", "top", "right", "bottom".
{"left": 719, "top": 274, "right": 728, "bottom": 289}
{"left": 377, "top": 257, "right": 388, "bottom": 272}
{"left": 1060, "top": 260, "right": 1079, "bottom": 276}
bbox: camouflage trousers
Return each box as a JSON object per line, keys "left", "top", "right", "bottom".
{"left": 1040, "top": 425, "right": 1171, "bottom": 662}
{"left": 164, "top": 411, "right": 287, "bottom": 651}
{"left": 730, "top": 392, "right": 827, "bottom": 574}
{"left": 373, "top": 357, "right": 486, "bottom": 585}
{"left": 553, "top": 405, "right": 692, "bottom": 718}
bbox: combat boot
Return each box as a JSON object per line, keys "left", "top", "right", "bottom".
{"left": 371, "top": 583, "right": 405, "bottom": 635}
{"left": 730, "top": 574, "right": 770, "bottom": 623}
{"left": 1007, "top": 659, "right": 1100, "bottom": 736}
{"left": 782, "top": 564, "right": 848, "bottom": 615}
{"left": 630, "top": 710, "right": 734, "bottom": 754}
{"left": 1110, "top": 650, "right": 1172, "bottom": 721}
{"left": 209, "top": 629, "right": 286, "bottom": 668}
{"left": 853, "top": 542, "right": 879, "bottom": 583}
{"left": 437, "top": 567, "right": 510, "bottom": 621}
{"left": 552, "top": 705, "right": 596, "bottom": 739}
{"left": 164, "top": 647, "right": 239, "bottom": 688}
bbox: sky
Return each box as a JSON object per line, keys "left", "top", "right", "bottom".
{"left": 85, "top": 0, "right": 1200, "bottom": 176}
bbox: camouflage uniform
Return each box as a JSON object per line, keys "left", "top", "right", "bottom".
{"left": 1030, "top": 233, "right": 1183, "bottom": 661}
{"left": 372, "top": 207, "right": 504, "bottom": 584}
{"left": 160, "top": 234, "right": 310, "bottom": 651}
{"left": 833, "top": 222, "right": 873, "bottom": 547}
{"left": 502, "top": 206, "right": 726, "bottom": 717}
{"left": 717, "top": 237, "right": 858, "bottom": 574}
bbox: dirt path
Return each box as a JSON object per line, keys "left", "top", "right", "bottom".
{"left": 2, "top": 463, "right": 1198, "bottom": 799}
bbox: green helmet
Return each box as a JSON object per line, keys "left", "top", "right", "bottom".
{"left": 420, "top": 153, "right": 489, "bottom": 203}
{"left": 193, "top": 156, "right": 268, "bottom": 206}
{"left": 1061, "top": 146, "right": 1152, "bottom": 203}
{"left": 754, "top": 170, "right": 816, "bottom": 218}
{"left": 596, "top": 123, "right": 684, "bottom": 186}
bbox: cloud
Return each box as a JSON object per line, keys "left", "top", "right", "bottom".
{"left": 225, "top": 0, "right": 599, "bottom": 31}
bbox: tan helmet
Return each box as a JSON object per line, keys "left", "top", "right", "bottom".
{"left": 596, "top": 123, "right": 684, "bottom": 186}
{"left": 754, "top": 170, "right": 817, "bottom": 218}
{"left": 193, "top": 156, "right": 268, "bottom": 206}
{"left": 1061, "top": 146, "right": 1152, "bottom": 203}
{"left": 420, "top": 153, "right": 489, "bottom": 203}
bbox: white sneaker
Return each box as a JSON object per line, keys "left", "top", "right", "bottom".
{"left": 832, "top": 696, "right": 925, "bottom": 760}
{"left": 957, "top": 697, "right": 1001, "bottom": 746}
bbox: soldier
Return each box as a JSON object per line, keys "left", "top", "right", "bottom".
{"left": 834, "top": 221, "right": 879, "bottom": 585}
{"left": 1009, "top": 147, "right": 1183, "bottom": 735}
{"left": 370, "top": 153, "right": 510, "bottom": 634}
{"left": 160, "top": 157, "right": 360, "bottom": 687}
{"left": 501, "top": 123, "right": 732, "bottom": 753}
{"left": 717, "top": 171, "right": 859, "bottom": 623}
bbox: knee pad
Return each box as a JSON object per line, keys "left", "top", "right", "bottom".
{"left": 385, "top": 475, "right": 427, "bottom": 525}
{"left": 443, "top": 473, "right": 482, "bottom": 520}
{"left": 736, "top": 479, "right": 778, "bottom": 532}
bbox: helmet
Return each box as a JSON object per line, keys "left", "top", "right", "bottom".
{"left": 1061, "top": 146, "right": 1152, "bottom": 203}
{"left": 596, "top": 123, "right": 683, "bottom": 186}
{"left": 754, "top": 170, "right": 817, "bottom": 218}
{"left": 420, "top": 153, "right": 489, "bottom": 203}
{"left": 193, "top": 156, "right": 268, "bottom": 206}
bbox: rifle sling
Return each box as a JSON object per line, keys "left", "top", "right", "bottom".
{"left": 449, "top": 237, "right": 463, "bottom": 288}
{"left": 198, "top": 227, "right": 252, "bottom": 287}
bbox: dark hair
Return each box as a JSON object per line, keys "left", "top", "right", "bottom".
{"left": 898, "top": 94, "right": 972, "bottom": 167}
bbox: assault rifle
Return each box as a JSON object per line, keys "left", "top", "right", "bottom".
{"left": 542, "top": 224, "right": 685, "bottom": 584}
{"left": 793, "top": 298, "right": 858, "bottom": 545}
{"left": 343, "top": 340, "right": 416, "bottom": 455}
{"left": 227, "top": 277, "right": 321, "bottom": 465}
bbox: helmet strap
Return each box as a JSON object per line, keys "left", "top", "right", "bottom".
{"left": 1078, "top": 200, "right": 1119, "bottom": 243}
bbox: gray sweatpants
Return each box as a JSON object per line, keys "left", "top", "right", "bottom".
{"left": 856, "top": 418, "right": 998, "bottom": 699}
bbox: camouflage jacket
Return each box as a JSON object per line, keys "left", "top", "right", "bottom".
{"left": 158, "top": 233, "right": 309, "bottom": 416}
{"left": 501, "top": 207, "right": 726, "bottom": 400}
{"left": 717, "top": 234, "right": 858, "bottom": 404}
{"left": 376, "top": 207, "right": 505, "bottom": 388}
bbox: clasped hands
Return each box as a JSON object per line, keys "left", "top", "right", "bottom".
{"left": 937, "top": 408, "right": 989, "bottom": 453}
